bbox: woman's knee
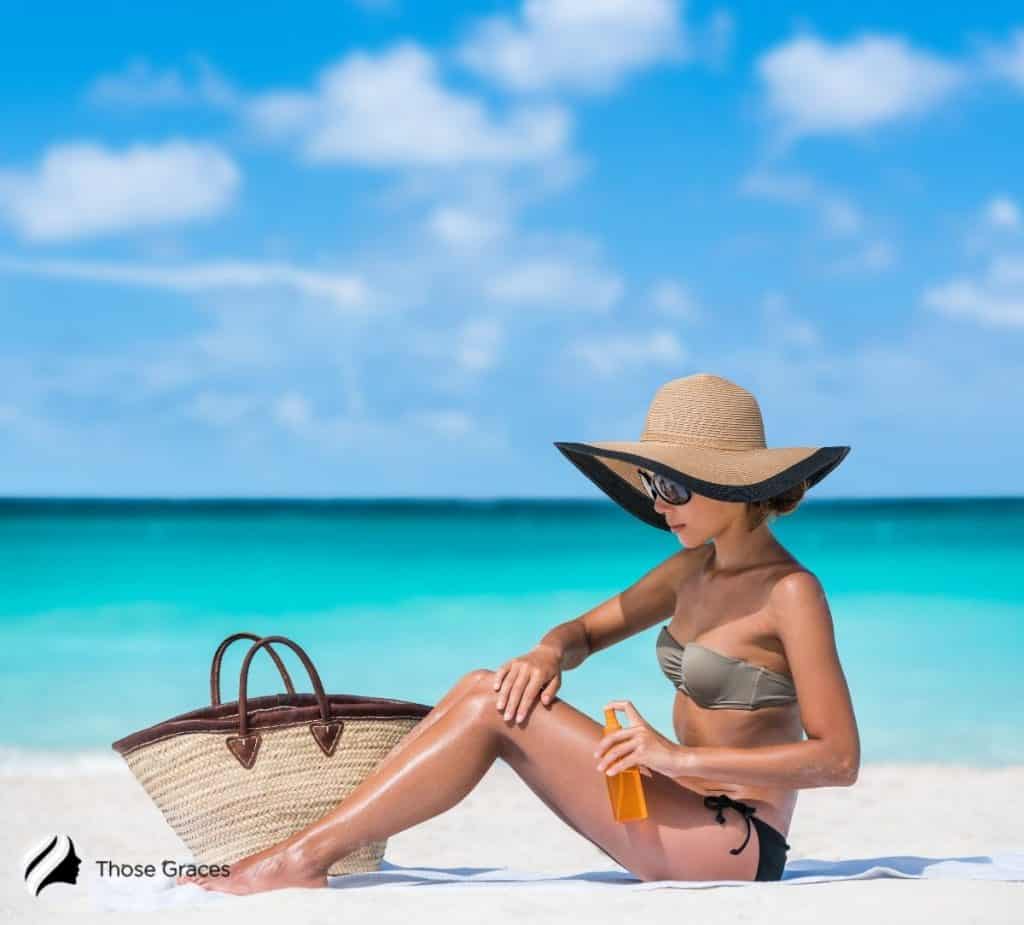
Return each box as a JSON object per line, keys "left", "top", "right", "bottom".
{"left": 456, "top": 669, "right": 510, "bottom": 718}
{"left": 459, "top": 668, "right": 496, "bottom": 690}
{"left": 450, "top": 668, "right": 497, "bottom": 703}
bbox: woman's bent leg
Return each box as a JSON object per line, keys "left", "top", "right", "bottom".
{"left": 362, "top": 669, "right": 493, "bottom": 785}
{"left": 489, "top": 678, "right": 763, "bottom": 883}
{"left": 302, "top": 670, "right": 762, "bottom": 883}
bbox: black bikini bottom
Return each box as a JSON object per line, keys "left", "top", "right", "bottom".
{"left": 703, "top": 794, "right": 791, "bottom": 882}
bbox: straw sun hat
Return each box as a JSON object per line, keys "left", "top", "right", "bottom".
{"left": 554, "top": 372, "right": 850, "bottom": 533}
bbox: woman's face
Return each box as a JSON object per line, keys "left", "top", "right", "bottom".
{"left": 651, "top": 482, "right": 740, "bottom": 546}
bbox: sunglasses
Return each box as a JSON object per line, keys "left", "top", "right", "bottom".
{"left": 637, "top": 468, "right": 693, "bottom": 506}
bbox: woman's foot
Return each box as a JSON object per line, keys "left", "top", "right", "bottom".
{"left": 175, "top": 837, "right": 329, "bottom": 895}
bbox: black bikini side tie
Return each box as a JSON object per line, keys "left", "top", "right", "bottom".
{"left": 704, "top": 794, "right": 756, "bottom": 855}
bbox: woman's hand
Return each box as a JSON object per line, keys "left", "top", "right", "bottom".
{"left": 493, "top": 644, "right": 563, "bottom": 725}
{"left": 595, "top": 700, "right": 685, "bottom": 779}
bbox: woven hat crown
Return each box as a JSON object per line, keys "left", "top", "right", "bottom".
{"left": 640, "top": 373, "right": 767, "bottom": 451}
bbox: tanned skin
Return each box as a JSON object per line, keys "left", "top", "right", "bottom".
{"left": 178, "top": 487, "right": 859, "bottom": 894}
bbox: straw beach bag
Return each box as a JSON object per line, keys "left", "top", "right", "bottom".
{"left": 111, "top": 632, "right": 433, "bottom": 876}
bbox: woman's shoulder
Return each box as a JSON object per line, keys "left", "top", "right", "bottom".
{"left": 766, "top": 567, "right": 830, "bottom": 632}
{"left": 769, "top": 560, "right": 822, "bottom": 594}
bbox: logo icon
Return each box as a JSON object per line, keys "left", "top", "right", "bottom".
{"left": 23, "top": 834, "right": 82, "bottom": 897}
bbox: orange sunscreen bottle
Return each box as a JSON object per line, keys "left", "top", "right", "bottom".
{"left": 602, "top": 708, "right": 649, "bottom": 822}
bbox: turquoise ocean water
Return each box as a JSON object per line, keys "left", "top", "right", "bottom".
{"left": 1, "top": 497, "right": 1021, "bottom": 769}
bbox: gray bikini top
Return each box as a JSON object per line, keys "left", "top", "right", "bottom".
{"left": 656, "top": 624, "right": 798, "bottom": 710}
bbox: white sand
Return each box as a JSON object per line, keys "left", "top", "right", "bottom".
{"left": 3, "top": 757, "right": 1022, "bottom": 923}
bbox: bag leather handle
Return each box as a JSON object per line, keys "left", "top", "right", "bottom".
{"left": 209, "top": 632, "right": 296, "bottom": 706}
{"left": 226, "top": 635, "right": 343, "bottom": 769}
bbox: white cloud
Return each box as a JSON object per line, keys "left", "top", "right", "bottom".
{"left": 649, "top": 279, "right": 702, "bottom": 320}
{"left": 739, "top": 170, "right": 863, "bottom": 236}
{"left": 740, "top": 170, "right": 895, "bottom": 273}
{"left": 1, "top": 283, "right": 378, "bottom": 445}
{"left": 244, "top": 42, "right": 570, "bottom": 167}
{"left": 979, "top": 28, "right": 1024, "bottom": 88}
{"left": 427, "top": 206, "right": 508, "bottom": 252}
{"left": 699, "top": 9, "right": 735, "bottom": 70}
{"left": 454, "top": 318, "right": 504, "bottom": 372}
{"left": 0, "top": 140, "right": 240, "bottom": 242}
{"left": 964, "top": 195, "right": 1022, "bottom": 256}
{"left": 759, "top": 292, "right": 821, "bottom": 347}
{"left": 192, "top": 315, "right": 283, "bottom": 369}
{"left": 756, "top": 33, "right": 964, "bottom": 141}
{"left": 569, "top": 329, "right": 686, "bottom": 376}
{"left": 0, "top": 255, "right": 369, "bottom": 311}
{"left": 984, "top": 195, "right": 1021, "bottom": 231}
{"left": 409, "top": 317, "right": 505, "bottom": 375}
{"left": 184, "top": 391, "right": 254, "bottom": 427}
{"left": 84, "top": 55, "right": 239, "bottom": 109}
{"left": 457, "top": 0, "right": 687, "bottom": 94}
{"left": 485, "top": 257, "right": 623, "bottom": 311}
{"left": 922, "top": 255, "right": 1024, "bottom": 329}
{"left": 266, "top": 388, "right": 505, "bottom": 452}
{"left": 0, "top": 402, "right": 70, "bottom": 449}
{"left": 87, "top": 58, "right": 189, "bottom": 106}
{"left": 829, "top": 240, "right": 896, "bottom": 274}
{"left": 412, "top": 408, "right": 476, "bottom": 439}
{"left": 273, "top": 391, "right": 314, "bottom": 431}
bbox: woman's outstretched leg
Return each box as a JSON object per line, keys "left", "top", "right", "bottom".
{"left": 178, "top": 669, "right": 760, "bottom": 895}
{"left": 177, "top": 668, "right": 510, "bottom": 895}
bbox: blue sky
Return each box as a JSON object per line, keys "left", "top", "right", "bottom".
{"left": 2, "top": 1, "right": 1023, "bottom": 498}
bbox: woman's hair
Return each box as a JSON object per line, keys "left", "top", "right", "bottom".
{"left": 745, "top": 479, "right": 809, "bottom": 531}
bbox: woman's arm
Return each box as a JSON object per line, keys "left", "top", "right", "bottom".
{"left": 672, "top": 738, "right": 856, "bottom": 789}
{"left": 543, "top": 545, "right": 708, "bottom": 670}
{"left": 537, "top": 618, "right": 591, "bottom": 671}
{"left": 672, "top": 571, "right": 861, "bottom": 789}
{"left": 538, "top": 547, "right": 704, "bottom": 671}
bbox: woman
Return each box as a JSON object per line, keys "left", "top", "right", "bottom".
{"left": 178, "top": 372, "right": 860, "bottom": 894}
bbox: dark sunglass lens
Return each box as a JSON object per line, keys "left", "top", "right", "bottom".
{"left": 654, "top": 473, "right": 689, "bottom": 504}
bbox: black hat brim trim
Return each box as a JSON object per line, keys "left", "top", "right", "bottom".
{"left": 553, "top": 442, "right": 851, "bottom": 532}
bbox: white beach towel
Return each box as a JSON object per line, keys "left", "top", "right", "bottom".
{"left": 88, "top": 852, "right": 1024, "bottom": 912}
